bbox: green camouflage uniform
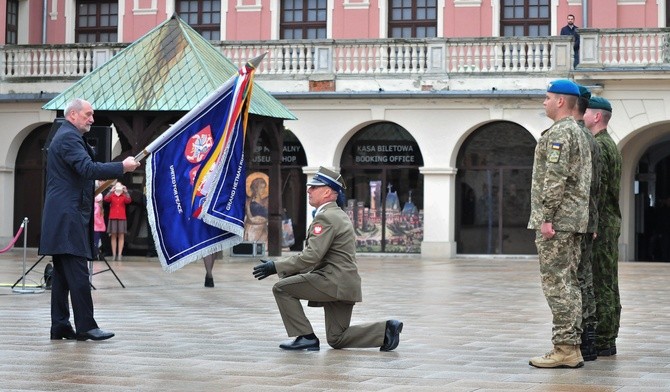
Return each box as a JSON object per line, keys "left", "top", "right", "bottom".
{"left": 528, "top": 116, "right": 591, "bottom": 346}
{"left": 592, "top": 129, "right": 622, "bottom": 350}
{"left": 577, "top": 120, "right": 601, "bottom": 329}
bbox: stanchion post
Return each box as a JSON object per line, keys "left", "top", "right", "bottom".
{"left": 12, "top": 217, "right": 44, "bottom": 294}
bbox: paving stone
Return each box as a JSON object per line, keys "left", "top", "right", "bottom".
{"left": 1, "top": 249, "right": 669, "bottom": 391}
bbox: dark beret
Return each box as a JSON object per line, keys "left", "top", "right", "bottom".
{"left": 578, "top": 85, "right": 591, "bottom": 100}
{"left": 588, "top": 96, "right": 612, "bottom": 112}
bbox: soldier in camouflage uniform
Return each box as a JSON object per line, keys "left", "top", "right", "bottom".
{"left": 528, "top": 79, "right": 591, "bottom": 368}
{"left": 583, "top": 96, "right": 622, "bottom": 357}
{"left": 575, "top": 85, "right": 601, "bottom": 361}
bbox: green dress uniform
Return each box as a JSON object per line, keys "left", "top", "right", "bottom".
{"left": 577, "top": 120, "right": 601, "bottom": 334}
{"left": 592, "top": 129, "right": 622, "bottom": 352}
{"left": 273, "top": 202, "right": 387, "bottom": 348}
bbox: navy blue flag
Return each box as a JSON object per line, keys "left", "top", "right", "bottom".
{"left": 145, "top": 60, "right": 257, "bottom": 272}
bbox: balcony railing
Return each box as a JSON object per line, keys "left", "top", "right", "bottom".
{"left": 579, "top": 28, "right": 670, "bottom": 67}
{"left": 0, "top": 37, "right": 572, "bottom": 82}
{"left": 219, "top": 37, "right": 570, "bottom": 75}
{"left": 1, "top": 29, "right": 669, "bottom": 84}
{"left": 0, "top": 43, "right": 127, "bottom": 78}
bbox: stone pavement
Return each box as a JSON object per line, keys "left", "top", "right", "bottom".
{"left": 1, "top": 249, "right": 670, "bottom": 392}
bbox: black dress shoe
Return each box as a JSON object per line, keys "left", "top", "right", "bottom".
{"left": 76, "top": 328, "right": 115, "bottom": 341}
{"left": 204, "top": 276, "right": 214, "bottom": 287}
{"left": 50, "top": 327, "right": 77, "bottom": 340}
{"left": 279, "top": 336, "right": 320, "bottom": 351}
{"left": 380, "top": 319, "right": 403, "bottom": 352}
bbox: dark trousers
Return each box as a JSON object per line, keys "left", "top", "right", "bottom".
{"left": 51, "top": 254, "right": 98, "bottom": 333}
{"left": 273, "top": 275, "right": 386, "bottom": 349}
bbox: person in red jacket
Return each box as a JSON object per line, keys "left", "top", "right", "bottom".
{"left": 104, "top": 182, "right": 132, "bottom": 260}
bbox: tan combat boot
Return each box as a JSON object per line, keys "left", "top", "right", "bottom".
{"left": 529, "top": 344, "right": 584, "bottom": 368}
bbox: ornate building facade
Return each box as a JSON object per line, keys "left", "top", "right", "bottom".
{"left": 2, "top": 1, "right": 670, "bottom": 260}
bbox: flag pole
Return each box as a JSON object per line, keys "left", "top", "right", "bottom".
{"left": 94, "top": 52, "right": 267, "bottom": 196}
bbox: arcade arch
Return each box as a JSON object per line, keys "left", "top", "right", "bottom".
{"left": 340, "top": 121, "right": 424, "bottom": 253}
{"left": 620, "top": 122, "right": 670, "bottom": 261}
{"left": 455, "top": 121, "right": 536, "bottom": 255}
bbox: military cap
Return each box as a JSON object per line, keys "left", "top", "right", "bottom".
{"left": 547, "top": 79, "right": 580, "bottom": 96}
{"left": 578, "top": 85, "right": 591, "bottom": 100}
{"left": 307, "top": 166, "right": 347, "bottom": 191}
{"left": 588, "top": 96, "right": 612, "bottom": 112}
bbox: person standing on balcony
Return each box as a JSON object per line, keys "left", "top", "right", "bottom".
{"left": 251, "top": 166, "right": 403, "bottom": 352}
{"left": 583, "top": 96, "right": 622, "bottom": 357}
{"left": 560, "top": 14, "right": 580, "bottom": 67}
{"left": 40, "top": 98, "right": 140, "bottom": 341}
{"left": 528, "top": 80, "right": 591, "bottom": 368}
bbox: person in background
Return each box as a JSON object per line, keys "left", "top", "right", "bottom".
{"left": 40, "top": 98, "right": 140, "bottom": 341}
{"left": 252, "top": 166, "right": 403, "bottom": 352}
{"left": 583, "top": 96, "right": 622, "bottom": 357}
{"left": 104, "top": 182, "right": 132, "bottom": 261}
{"left": 528, "top": 80, "right": 591, "bottom": 368}
{"left": 93, "top": 181, "right": 107, "bottom": 261}
{"left": 560, "top": 14, "right": 580, "bottom": 67}
{"left": 203, "top": 253, "right": 216, "bottom": 287}
{"left": 574, "top": 85, "right": 601, "bottom": 361}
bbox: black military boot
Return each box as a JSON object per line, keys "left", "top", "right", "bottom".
{"left": 580, "top": 325, "right": 597, "bottom": 361}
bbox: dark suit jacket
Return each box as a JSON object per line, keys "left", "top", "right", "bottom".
{"left": 39, "top": 120, "right": 124, "bottom": 260}
{"left": 275, "top": 202, "right": 362, "bottom": 305}
{"left": 560, "top": 25, "right": 580, "bottom": 50}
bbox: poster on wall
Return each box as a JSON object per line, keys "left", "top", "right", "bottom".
{"left": 343, "top": 180, "right": 424, "bottom": 253}
{"left": 243, "top": 172, "right": 269, "bottom": 246}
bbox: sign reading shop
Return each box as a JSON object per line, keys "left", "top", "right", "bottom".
{"left": 250, "top": 141, "right": 306, "bottom": 166}
{"left": 353, "top": 141, "right": 420, "bottom": 165}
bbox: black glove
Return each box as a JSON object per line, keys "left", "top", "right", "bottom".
{"left": 252, "top": 259, "right": 277, "bottom": 280}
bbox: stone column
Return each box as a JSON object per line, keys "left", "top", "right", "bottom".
{"left": 419, "top": 167, "right": 457, "bottom": 258}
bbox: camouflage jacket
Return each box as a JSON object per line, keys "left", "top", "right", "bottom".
{"left": 594, "top": 129, "right": 622, "bottom": 229}
{"left": 528, "top": 116, "right": 591, "bottom": 233}
{"left": 578, "top": 119, "right": 601, "bottom": 233}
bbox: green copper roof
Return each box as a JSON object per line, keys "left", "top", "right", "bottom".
{"left": 43, "top": 15, "right": 296, "bottom": 120}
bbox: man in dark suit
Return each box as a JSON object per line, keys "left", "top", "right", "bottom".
{"left": 40, "top": 98, "right": 140, "bottom": 341}
{"left": 253, "top": 167, "right": 403, "bottom": 351}
{"left": 560, "top": 14, "right": 580, "bottom": 67}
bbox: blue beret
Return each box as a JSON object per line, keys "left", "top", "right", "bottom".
{"left": 588, "top": 96, "right": 612, "bottom": 112}
{"left": 547, "top": 79, "right": 580, "bottom": 96}
{"left": 578, "top": 85, "right": 591, "bottom": 99}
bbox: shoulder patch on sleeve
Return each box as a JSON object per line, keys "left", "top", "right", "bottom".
{"left": 548, "top": 142, "right": 562, "bottom": 163}
{"left": 313, "top": 224, "right": 323, "bottom": 235}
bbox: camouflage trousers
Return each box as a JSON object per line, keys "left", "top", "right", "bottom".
{"left": 579, "top": 233, "right": 597, "bottom": 328}
{"left": 535, "top": 231, "right": 582, "bottom": 345}
{"left": 592, "top": 225, "right": 622, "bottom": 348}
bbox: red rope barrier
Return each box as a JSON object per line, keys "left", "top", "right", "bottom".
{"left": 0, "top": 223, "right": 24, "bottom": 254}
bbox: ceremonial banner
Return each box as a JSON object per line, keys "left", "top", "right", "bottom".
{"left": 145, "top": 58, "right": 259, "bottom": 272}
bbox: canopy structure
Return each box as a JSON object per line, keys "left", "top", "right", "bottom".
{"left": 43, "top": 14, "right": 295, "bottom": 120}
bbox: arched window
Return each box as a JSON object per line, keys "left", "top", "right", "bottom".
{"left": 246, "top": 127, "right": 308, "bottom": 251}
{"left": 456, "top": 121, "right": 535, "bottom": 254}
{"left": 635, "top": 143, "right": 670, "bottom": 261}
{"left": 341, "top": 122, "right": 424, "bottom": 253}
